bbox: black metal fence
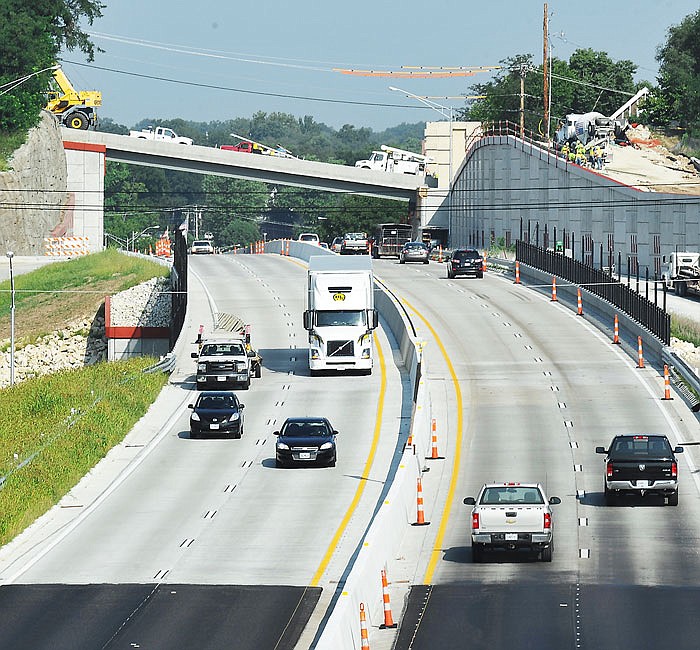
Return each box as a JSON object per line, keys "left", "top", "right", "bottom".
{"left": 517, "top": 240, "right": 670, "bottom": 344}
{"left": 170, "top": 230, "right": 188, "bottom": 349}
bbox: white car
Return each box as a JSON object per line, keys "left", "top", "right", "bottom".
{"left": 463, "top": 482, "right": 561, "bottom": 562}
{"left": 297, "top": 233, "right": 320, "bottom": 245}
{"left": 190, "top": 240, "right": 214, "bottom": 254}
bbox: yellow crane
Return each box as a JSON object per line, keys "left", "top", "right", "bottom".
{"left": 44, "top": 66, "right": 101, "bottom": 130}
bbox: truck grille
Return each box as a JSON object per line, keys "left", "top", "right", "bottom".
{"left": 327, "top": 340, "right": 354, "bottom": 357}
{"left": 208, "top": 361, "right": 236, "bottom": 372}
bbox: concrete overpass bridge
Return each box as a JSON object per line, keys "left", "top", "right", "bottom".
{"left": 62, "top": 128, "right": 430, "bottom": 251}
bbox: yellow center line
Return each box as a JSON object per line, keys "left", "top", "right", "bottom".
{"left": 310, "top": 334, "right": 387, "bottom": 587}
{"left": 400, "top": 297, "right": 463, "bottom": 585}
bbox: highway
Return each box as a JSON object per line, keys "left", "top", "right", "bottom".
{"left": 0, "top": 253, "right": 408, "bottom": 649}
{"left": 371, "top": 258, "right": 700, "bottom": 650}
{"left": 0, "top": 252, "right": 699, "bottom": 649}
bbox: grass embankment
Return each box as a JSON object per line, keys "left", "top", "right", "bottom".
{"left": 0, "top": 247, "right": 167, "bottom": 347}
{"left": 0, "top": 250, "right": 170, "bottom": 546}
{"left": 672, "top": 314, "right": 700, "bottom": 348}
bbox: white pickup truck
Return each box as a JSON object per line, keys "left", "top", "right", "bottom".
{"left": 129, "top": 126, "right": 193, "bottom": 145}
{"left": 463, "top": 482, "right": 561, "bottom": 562}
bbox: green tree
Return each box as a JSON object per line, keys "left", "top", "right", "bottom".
{"left": 0, "top": 0, "right": 103, "bottom": 132}
{"left": 650, "top": 10, "right": 700, "bottom": 134}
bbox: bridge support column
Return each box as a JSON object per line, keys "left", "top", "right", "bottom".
{"left": 63, "top": 140, "right": 105, "bottom": 252}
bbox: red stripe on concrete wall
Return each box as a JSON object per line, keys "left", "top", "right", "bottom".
{"left": 63, "top": 140, "right": 106, "bottom": 153}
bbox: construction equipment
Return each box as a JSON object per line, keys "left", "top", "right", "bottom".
{"left": 45, "top": 66, "right": 101, "bottom": 130}
{"left": 221, "top": 133, "right": 297, "bottom": 158}
{"left": 355, "top": 144, "right": 432, "bottom": 175}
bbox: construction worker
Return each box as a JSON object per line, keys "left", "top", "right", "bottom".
{"left": 594, "top": 145, "right": 604, "bottom": 170}
{"left": 575, "top": 142, "right": 585, "bottom": 165}
{"left": 560, "top": 142, "right": 570, "bottom": 160}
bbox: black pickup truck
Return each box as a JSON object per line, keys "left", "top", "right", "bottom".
{"left": 596, "top": 434, "right": 684, "bottom": 506}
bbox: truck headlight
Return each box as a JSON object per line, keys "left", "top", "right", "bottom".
{"left": 197, "top": 363, "right": 207, "bottom": 372}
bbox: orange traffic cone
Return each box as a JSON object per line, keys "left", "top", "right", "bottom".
{"left": 612, "top": 314, "right": 620, "bottom": 344}
{"left": 577, "top": 287, "right": 583, "bottom": 316}
{"left": 514, "top": 260, "right": 521, "bottom": 284}
{"left": 379, "top": 569, "right": 397, "bottom": 629}
{"left": 482, "top": 255, "right": 487, "bottom": 273}
{"left": 359, "top": 603, "right": 370, "bottom": 649}
{"left": 662, "top": 364, "right": 673, "bottom": 400}
{"left": 551, "top": 277, "right": 558, "bottom": 301}
{"left": 637, "top": 336, "right": 645, "bottom": 368}
{"left": 427, "top": 418, "right": 443, "bottom": 460}
{"left": 412, "top": 477, "right": 430, "bottom": 526}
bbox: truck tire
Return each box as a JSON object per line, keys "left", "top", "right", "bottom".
{"left": 668, "top": 491, "right": 679, "bottom": 506}
{"left": 241, "top": 378, "right": 250, "bottom": 390}
{"left": 254, "top": 364, "right": 262, "bottom": 379}
{"left": 196, "top": 381, "right": 205, "bottom": 391}
{"left": 677, "top": 281, "right": 688, "bottom": 297}
{"left": 66, "top": 113, "right": 88, "bottom": 130}
{"left": 541, "top": 543, "right": 553, "bottom": 562}
{"left": 447, "top": 270, "right": 455, "bottom": 279}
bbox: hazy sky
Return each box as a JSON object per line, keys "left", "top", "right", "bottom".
{"left": 60, "top": 0, "right": 699, "bottom": 132}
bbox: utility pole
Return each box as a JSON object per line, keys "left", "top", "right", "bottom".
{"left": 543, "top": 3, "right": 549, "bottom": 141}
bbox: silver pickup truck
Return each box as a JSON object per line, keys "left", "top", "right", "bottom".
{"left": 463, "top": 482, "right": 561, "bottom": 562}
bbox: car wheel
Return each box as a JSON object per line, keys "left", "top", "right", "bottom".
{"left": 423, "top": 259, "right": 429, "bottom": 264}
{"left": 328, "top": 458, "right": 336, "bottom": 468}
{"left": 241, "top": 378, "right": 250, "bottom": 390}
{"left": 447, "top": 270, "right": 454, "bottom": 279}
{"left": 254, "top": 364, "right": 262, "bottom": 379}
{"left": 541, "top": 543, "right": 553, "bottom": 562}
{"left": 399, "top": 258, "right": 405, "bottom": 264}
{"left": 668, "top": 491, "right": 679, "bottom": 506}
{"left": 472, "top": 544, "right": 483, "bottom": 563}
{"left": 196, "top": 382, "right": 205, "bottom": 391}
{"left": 190, "top": 430, "right": 198, "bottom": 439}
{"left": 477, "top": 272, "right": 484, "bottom": 278}
{"left": 275, "top": 459, "right": 285, "bottom": 469}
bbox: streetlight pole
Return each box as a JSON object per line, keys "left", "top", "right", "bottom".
{"left": 130, "top": 225, "right": 159, "bottom": 252}
{"left": 389, "top": 86, "right": 454, "bottom": 246}
{"left": 6, "top": 251, "right": 15, "bottom": 386}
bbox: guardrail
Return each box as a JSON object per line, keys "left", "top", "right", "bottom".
{"left": 142, "top": 352, "right": 177, "bottom": 374}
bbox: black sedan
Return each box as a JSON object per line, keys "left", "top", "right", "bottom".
{"left": 274, "top": 417, "right": 338, "bottom": 468}
{"left": 188, "top": 391, "right": 245, "bottom": 438}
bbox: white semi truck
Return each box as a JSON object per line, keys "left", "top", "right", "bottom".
{"left": 303, "top": 255, "right": 378, "bottom": 375}
{"left": 662, "top": 251, "right": 700, "bottom": 297}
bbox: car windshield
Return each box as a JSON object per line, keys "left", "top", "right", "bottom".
{"left": 345, "top": 233, "right": 366, "bottom": 240}
{"left": 316, "top": 310, "right": 365, "bottom": 327}
{"left": 198, "top": 395, "right": 237, "bottom": 409}
{"left": 405, "top": 243, "right": 426, "bottom": 250}
{"left": 479, "top": 486, "right": 544, "bottom": 505}
{"left": 300, "top": 234, "right": 318, "bottom": 241}
{"left": 193, "top": 241, "right": 210, "bottom": 247}
{"left": 201, "top": 343, "right": 245, "bottom": 356}
{"left": 283, "top": 421, "right": 330, "bottom": 437}
{"left": 611, "top": 435, "right": 672, "bottom": 459}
